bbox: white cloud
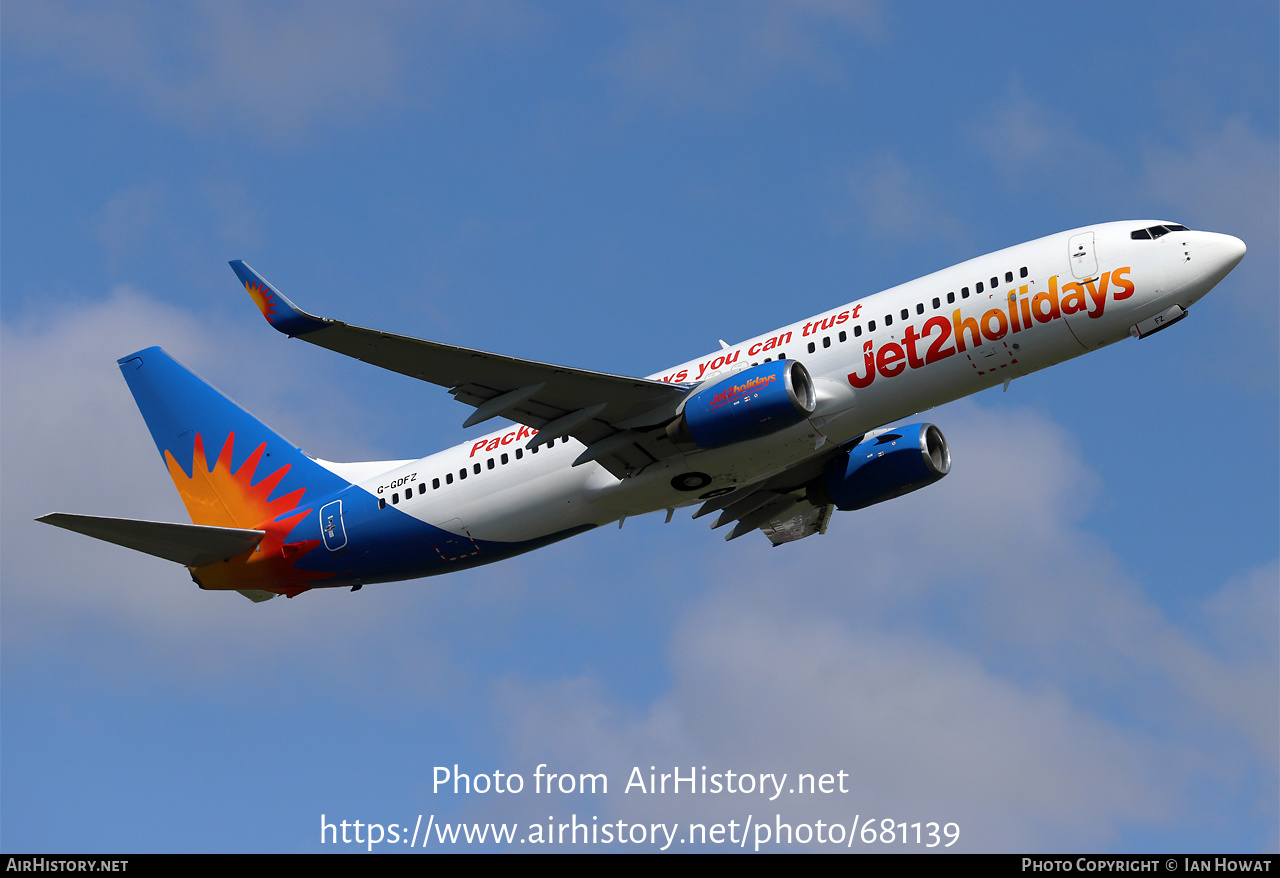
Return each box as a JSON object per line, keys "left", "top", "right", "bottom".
{"left": 495, "top": 401, "right": 1277, "bottom": 850}
{"left": 5, "top": 0, "right": 407, "bottom": 142}
{"left": 0, "top": 287, "right": 425, "bottom": 672}
{"left": 498, "top": 602, "right": 1170, "bottom": 851}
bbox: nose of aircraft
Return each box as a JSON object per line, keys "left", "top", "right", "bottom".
{"left": 1201, "top": 232, "right": 1247, "bottom": 284}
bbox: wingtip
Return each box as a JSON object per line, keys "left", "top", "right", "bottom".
{"left": 228, "top": 260, "right": 324, "bottom": 336}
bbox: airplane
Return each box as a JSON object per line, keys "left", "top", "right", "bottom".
{"left": 38, "top": 221, "right": 1246, "bottom": 602}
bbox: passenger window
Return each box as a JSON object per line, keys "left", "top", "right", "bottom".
{"left": 501, "top": 452, "right": 509, "bottom": 464}
{"left": 459, "top": 469, "right": 467, "bottom": 480}
{"left": 915, "top": 304, "right": 923, "bottom": 315}
{"left": 932, "top": 296, "right": 940, "bottom": 309}
{"left": 901, "top": 308, "right": 909, "bottom": 320}
{"left": 838, "top": 330, "right": 846, "bottom": 342}
{"left": 418, "top": 483, "right": 425, "bottom": 493}
{"left": 822, "top": 336, "right": 830, "bottom": 348}
{"left": 392, "top": 493, "right": 399, "bottom": 505}
{"left": 515, "top": 448, "right": 523, "bottom": 460}
{"left": 1005, "top": 271, "right": 1013, "bottom": 283}
{"left": 885, "top": 314, "right": 893, "bottom": 326}
{"left": 854, "top": 325, "right": 862, "bottom": 337}
{"left": 378, "top": 498, "right": 386, "bottom": 509}
{"left": 1020, "top": 266, "right": 1028, "bottom": 278}
{"left": 473, "top": 463, "right": 481, "bottom": 475}
{"left": 868, "top": 320, "right": 877, "bottom": 331}
{"left": 531, "top": 445, "right": 539, "bottom": 454}
{"left": 446, "top": 473, "right": 454, "bottom": 484}
{"left": 976, "top": 281, "right": 984, "bottom": 293}
{"left": 961, "top": 287, "right": 969, "bottom": 298}
{"left": 433, "top": 478, "right": 440, "bottom": 489}
{"left": 947, "top": 292, "right": 955, "bottom": 304}
{"left": 990, "top": 276, "right": 998, "bottom": 288}
{"left": 487, "top": 458, "right": 495, "bottom": 470}
{"left": 807, "top": 342, "right": 816, "bottom": 353}
{"left": 779, "top": 352, "right": 786, "bottom": 359}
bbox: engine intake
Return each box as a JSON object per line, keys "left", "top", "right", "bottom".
{"left": 666, "top": 360, "right": 816, "bottom": 448}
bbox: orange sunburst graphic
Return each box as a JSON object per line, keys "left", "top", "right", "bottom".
{"left": 244, "top": 280, "right": 277, "bottom": 323}
{"left": 164, "top": 432, "right": 331, "bottom": 593}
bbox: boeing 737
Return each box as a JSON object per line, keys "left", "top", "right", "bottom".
{"left": 38, "top": 221, "right": 1245, "bottom": 602}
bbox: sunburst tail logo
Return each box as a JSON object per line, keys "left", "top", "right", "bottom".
{"left": 118, "top": 346, "right": 355, "bottom": 592}
{"left": 161, "top": 432, "right": 329, "bottom": 591}
{"left": 165, "top": 432, "right": 303, "bottom": 530}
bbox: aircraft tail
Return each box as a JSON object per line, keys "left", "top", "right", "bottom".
{"left": 118, "top": 347, "right": 352, "bottom": 530}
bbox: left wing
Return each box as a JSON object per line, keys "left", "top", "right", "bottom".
{"left": 230, "top": 261, "right": 689, "bottom": 478}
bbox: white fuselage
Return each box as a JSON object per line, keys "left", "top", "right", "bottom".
{"left": 341, "top": 222, "right": 1243, "bottom": 544}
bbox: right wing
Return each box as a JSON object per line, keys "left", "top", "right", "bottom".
{"left": 230, "top": 261, "right": 690, "bottom": 478}
{"left": 689, "top": 455, "right": 836, "bottom": 545}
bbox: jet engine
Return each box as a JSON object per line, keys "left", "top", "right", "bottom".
{"left": 815, "top": 423, "right": 950, "bottom": 510}
{"left": 666, "top": 359, "right": 816, "bottom": 447}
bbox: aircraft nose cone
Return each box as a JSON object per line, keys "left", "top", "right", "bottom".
{"left": 1202, "top": 233, "right": 1247, "bottom": 282}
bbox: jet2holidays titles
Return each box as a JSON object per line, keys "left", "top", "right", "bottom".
{"left": 657, "top": 267, "right": 1136, "bottom": 389}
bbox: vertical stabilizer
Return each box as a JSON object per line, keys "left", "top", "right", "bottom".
{"left": 118, "top": 347, "right": 350, "bottom": 530}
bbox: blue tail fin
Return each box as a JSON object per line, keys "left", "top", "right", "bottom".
{"left": 118, "top": 347, "right": 350, "bottom": 530}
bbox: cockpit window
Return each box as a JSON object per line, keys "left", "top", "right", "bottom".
{"left": 1132, "top": 223, "right": 1190, "bottom": 240}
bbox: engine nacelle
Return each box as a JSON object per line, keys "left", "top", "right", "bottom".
{"left": 818, "top": 423, "right": 950, "bottom": 510}
{"left": 666, "top": 359, "right": 816, "bottom": 448}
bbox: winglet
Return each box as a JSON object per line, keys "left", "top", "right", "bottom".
{"left": 229, "top": 260, "right": 327, "bottom": 336}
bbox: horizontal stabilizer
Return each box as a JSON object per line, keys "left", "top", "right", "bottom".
{"left": 37, "top": 513, "right": 265, "bottom": 567}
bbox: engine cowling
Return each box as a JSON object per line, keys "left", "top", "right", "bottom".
{"left": 666, "top": 359, "right": 816, "bottom": 448}
{"left": 818, "top": 423, "right": 950, "bottom": 510}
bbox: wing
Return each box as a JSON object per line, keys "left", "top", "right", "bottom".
{"left": 689, "top": 453, "right": 836, "bottom": 545}
{"left": 230, "top": 261, "right": 690, "bottom": 478}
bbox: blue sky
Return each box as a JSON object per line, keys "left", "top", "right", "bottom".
{"left": 2, "top": 1, "right": 1276, "bottom": 853}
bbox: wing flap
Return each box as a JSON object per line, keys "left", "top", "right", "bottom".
{"left": 759, "top": 502, "right": 833, "bottom": 546}
{"left": 692, "top": 449, "right": 839, "bottom": 545}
